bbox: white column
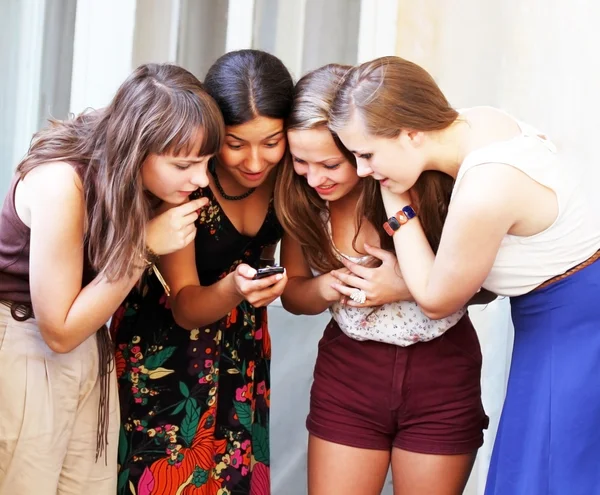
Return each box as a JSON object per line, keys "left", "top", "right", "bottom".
{"left": 357, "top": 0, "right": 398, "bottom": 63}
{"left": 132, "top": 0, "right": 181, "bottom": 67}
{"left": 168, "top": 0, "right": 181, "bottom": 62}
{"left": 69, "top": 0, "right": 137, "bottom": 114}
{"left": 9, "top": 0, "right": 47, "bottom": 169}
{"left": 226, "top": 0, "right": 256, "bottom": 52}
{"left": 273, "top": 0, "right": 307, "bottom": 79}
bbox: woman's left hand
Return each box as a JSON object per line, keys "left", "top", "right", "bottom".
{"left": 330, "top": 244, "right": 413, "bottom": 307}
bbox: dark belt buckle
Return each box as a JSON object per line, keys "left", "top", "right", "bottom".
{"left": 11, "top": 303, "right": 33, "bottom": 322}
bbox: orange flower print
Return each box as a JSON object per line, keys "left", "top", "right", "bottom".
{"left": 146, "top": 408, "right": 227, "bottom": 494}
{"left": 115, "top": 349, "right": 127, "bottom": 380}
{"left": 226, "top": 308, "right": 238, "bottom": 327}
{"left": 261, "top": 318, "right": 271, "bottom": 359}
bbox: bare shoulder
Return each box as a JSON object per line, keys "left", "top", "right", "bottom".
{"left": 23, "top": 162, "right": 84, "bottom": 202}
{"left": 462, "top": 106, "right": 522, "bottom": 141}
{"left": 453, "top": 162, "right": 527, "bottom": 221}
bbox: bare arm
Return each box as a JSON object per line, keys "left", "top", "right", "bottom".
{"left": 328, "top": 243, "right": 415, "bottom": 307}
{"left": 381, "top": 164, "right": 518, "bottom": 319}
{"left": 27, "top": 164, "right": 146, "bottom": 353}
{"left": 159, "top": 240, "right": 243, "bottom": 329}
{"left": 161, "top": 234, "right": 287, "bottom": 330}
{"left": 329, "top": 243, "right": 496, "bottom": 308}
{"left": 279, "top": 234, "right": 342, "bottom": 315}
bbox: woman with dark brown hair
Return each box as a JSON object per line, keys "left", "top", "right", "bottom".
{"left": 276, "top": 64, "right": 489, "bottom": 495}
{"left": 112, "top": 50, "right": 294, "bottom": 494}
{"left": 0, "top": 63, "right": 224, "bottom": 494}
{"left": 330, "top": 55, "right": 600, "bottom": 495}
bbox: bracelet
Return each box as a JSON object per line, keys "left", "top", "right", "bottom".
{"left": 144, "top": 245, "right": 160, "bottom": 265}
{"left": 383, "top": 204, "right": 417, "bottom": 236}
{"left": 150, "top": 265, "right": 171, "bottom": 296}
{"left": 139, "top": 246, "right": 170, "bottom": 296}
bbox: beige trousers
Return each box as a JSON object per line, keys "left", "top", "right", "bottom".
{"left": 0, "top": 305, "right": 119, "bottom": 494}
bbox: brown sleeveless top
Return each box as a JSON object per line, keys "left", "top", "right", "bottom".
{"left": 0, "top": 172, "right": 96, "bottom": 303}
{"left": 0, "top": 169, "right": 112, "bottom": 461}
{"left": 0, "top": 175, "right": 33, "bottom": 303}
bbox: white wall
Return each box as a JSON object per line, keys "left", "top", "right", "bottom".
{"left": 70, "top": 0, "right": 137, "bottom": 114}
{"left": 0, "top": 0, "right": 47, "bottom": 197}
{"left": 177, "top": 0, "right": 229, "bottom": 79}
{"left": 396, "top": 1, "right": 600, "bottom": 492}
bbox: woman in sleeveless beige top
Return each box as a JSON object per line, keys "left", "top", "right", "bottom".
{"left": 329, "top": 56, "right": 600, "bottom": 495}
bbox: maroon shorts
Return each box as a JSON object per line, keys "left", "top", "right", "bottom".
{"left": 306, "top": 315, "right": 488, "bottom": 454}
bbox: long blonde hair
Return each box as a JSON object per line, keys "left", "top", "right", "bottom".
{"left": 17, "top": 63, "right": 225, "bottom": 280}
{"left": 275, "top": 64, "right": 391, "bottom": 273}
{"left": 329, "top": 56, "right": 456, "bottom": 251}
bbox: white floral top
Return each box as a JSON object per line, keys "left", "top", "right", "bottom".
{"left": 313, "top": 214, "right": 466, "bottom": 346}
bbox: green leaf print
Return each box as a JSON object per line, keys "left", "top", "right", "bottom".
{"left": 118, "top": 427, "right": 128, "bottom": 465}
{"left": 179, "top": 381, "right": 190, "bottom": 398}
{"left": 118, "top": 468, "right": 130, "bottom": 494}
{"left": 144, "top": 346, "right": 176, "bottom": 370}
{"left": 171, "top": 400, "right": 186, "bottom": 416}
{"left": 234, "top": 401, "right": 253, "bottom": 431}
{"left": 192, "top": 466, "right": 209, "bottom": 487}
{"left": 252, "top": 423, "right": 270, "bottom": 464}
{"left": 172, "top": 397, "right": 197, "bottom": 416}
{"left": 181, "top": 399, "right": 201, "bottom": 446}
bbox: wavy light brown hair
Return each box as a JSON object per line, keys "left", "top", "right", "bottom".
{"left": 329, "top": 56, "right": 456, "bottom": 251}
{"left": 17, "top": 63, "right": 225, "bottom": 280}
{"left": 275, "top": 64, "right": 391, "bottom": 274}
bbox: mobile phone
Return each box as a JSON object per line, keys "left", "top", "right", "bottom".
{"left": 253, "top": 266, "right": 285, "bottom": 280}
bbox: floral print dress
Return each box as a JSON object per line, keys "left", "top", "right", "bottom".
{"left": 112, "top": 185, "right": 281, "bottom": 495}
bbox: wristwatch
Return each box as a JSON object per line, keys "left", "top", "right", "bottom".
{"left": 383, "top": 205, "right": 417, "bottom": 236}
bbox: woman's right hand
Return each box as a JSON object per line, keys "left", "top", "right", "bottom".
{"left": 146, "top": 197, "right": 208, "bottom": 255}
{"left": 330, "top": 245, "right": 413, "bottom": 307}
{"left": 318, "top": 270, "right": 351, "bottom": 304}
{"left": 231, "top": 263, "right": 288, "bottom": 308}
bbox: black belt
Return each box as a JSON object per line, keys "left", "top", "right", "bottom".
{"left": 0, "top": 300, "right": 34, "bottom": 322}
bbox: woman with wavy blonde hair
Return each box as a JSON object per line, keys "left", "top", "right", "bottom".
{"left": 277, "top": 64, "right": 489, "bottom": 495}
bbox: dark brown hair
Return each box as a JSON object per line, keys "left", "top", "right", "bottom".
{"left": 17, "top": 63, "right": 225, "bottom": 280}
{"left": 329, "top": 56, "right": 456, "bottom": 251}
{"left": 204, "top": 49, "right": 294, "bottom": 126}
{"left": 275, "top": 64, "right": 391, "bottom": 273}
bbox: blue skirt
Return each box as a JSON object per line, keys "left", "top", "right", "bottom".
{"left": 485, "top": 260, "right": 600, "bottom": 495}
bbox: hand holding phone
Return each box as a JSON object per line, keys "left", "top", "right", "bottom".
{"left": 232, "top": 263, "right": 287, "bottom": 307}
{"left": 253, "top": 266, "right": 285, "bottom": 280}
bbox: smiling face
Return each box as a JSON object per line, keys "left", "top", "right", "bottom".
{"left": 335, "top": 111, "right": 427, "bottom": 195}
{"left": 217, "top": 115, "right": 286, "bottom": 188}
{"left": 288, "top": 126, "right": 360, "bottom": 201}
{"left": 141, "top": 127, "right": 212, "bottom": 204}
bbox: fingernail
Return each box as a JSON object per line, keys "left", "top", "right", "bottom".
{"left": 275, "top": 274, "right": 283, "bottom": 281}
